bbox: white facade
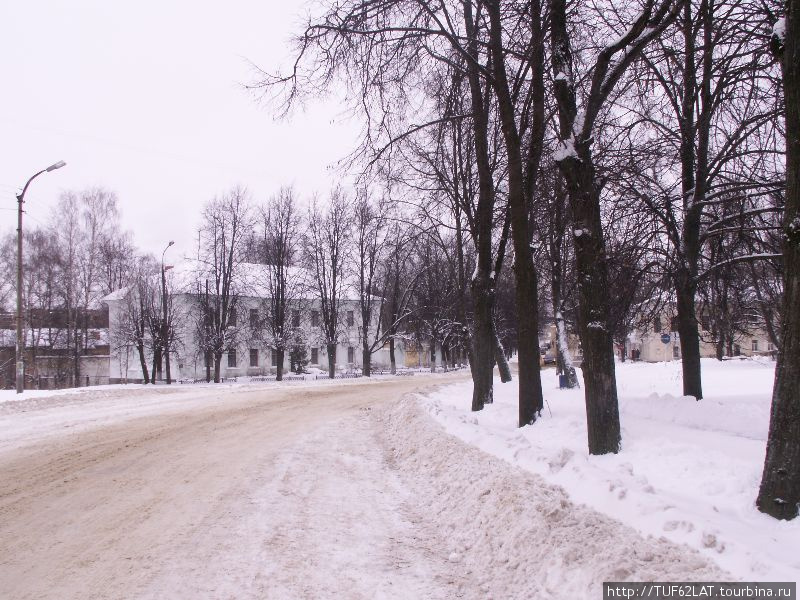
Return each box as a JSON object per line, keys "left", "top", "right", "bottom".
{"left": 103, "top": 262, "right": 403, "bottom": 382}
{"left": 625, "top": 309, "right": 775, "bottom": 363}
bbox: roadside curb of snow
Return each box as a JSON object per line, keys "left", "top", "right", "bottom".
{"left": 376, "top": 393, "right": 730, "bottom": 599}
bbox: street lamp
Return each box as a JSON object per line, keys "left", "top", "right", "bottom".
{"left": 16, "top": 161, "right": 67, "bottom": 394}
{"left": 162, "top": 240, "right": 175, "bottom": 384}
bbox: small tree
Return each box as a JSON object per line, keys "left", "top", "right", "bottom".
{"left": 195, "top": 186, "right": 252, "bottom": 382}
{"left": 351, "top": 191, "right": 389, "bottom": 376}
{"left": 289, "top": 333, "right": 310, "bottom": 374}
{"left": 114, "top": 257, "right": 158, "bottom": 383}
{"left": 251, "top": 187, "right": 303, "bottom": 381}
{"left": 306, "top": 188, "right": 351, "bottom": 378}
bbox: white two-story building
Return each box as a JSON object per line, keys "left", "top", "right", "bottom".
{"left": 103, "top": 261, "right": 405, "bottom": 382}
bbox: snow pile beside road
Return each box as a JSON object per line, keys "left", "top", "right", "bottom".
{"left": 379, "top": 394, "right": 727, "bottom": 599}
{"left": 417, "top": 358, "right": 800, "bottom": 582}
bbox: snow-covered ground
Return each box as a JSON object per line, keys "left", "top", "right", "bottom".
{"left": 418, "top": 358, "right": 799, "bottom": 582}
{"left": 0, "top": 375, "right": 425, "bottom": 453}
{"left": 1, "top": 370, "right": 735, "bottom": 598}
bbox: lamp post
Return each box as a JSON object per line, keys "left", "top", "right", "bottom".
{"left": 16, "top": 161, "right": 67, "bottom": 394}
{"left": 162, "top": 241, "right": 174, "bottom": 384}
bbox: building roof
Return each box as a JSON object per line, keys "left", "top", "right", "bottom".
{"left": 102, "top": 260, "right": 374, "bottom": 303}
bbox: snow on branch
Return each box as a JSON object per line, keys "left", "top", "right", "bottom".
{"left": 553, "top": 138, "right": 578, "bottom": 162}
{"left": 695, "top": 253, "right": 783, "bottom": 282}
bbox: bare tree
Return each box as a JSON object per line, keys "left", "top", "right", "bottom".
{"left": 550, "top": 0, "right": 684, "bottom": 454}
{"left": 113, "top": 256, "right": 158, "bottom": 384}
{"left": 625, "top": 0, "right": 783, "bottom": 398}
{"left": 484, "top": 0, "right": 547, "bottom": 425}
{"left": 757, "top": 4, "right": 800, "bottom": 521}
{"left": 306, "top": 188, "right": 351, "bottom": 378}
{"left": 51, "top": 192, "right": 82, "bottom": 386}
{"left": 351, "top": 191, "right": 389, "bottom": 376}
{"left": 252, "top": 0, "right": 509, "bottom": 411}
{"left": 252, "top": 187, "right": 304, "bottom": 381}
{"left": 381, "top": 220, "right": 423, "bottom": 373}
{"left": 195, "top": 186, "right": 252, "bottom": 382}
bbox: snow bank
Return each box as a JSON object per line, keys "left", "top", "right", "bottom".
{"left": 417, "top": 358, "right": 800, "bottom": 582}
{"left": 379, "top": 393, "right": 726, "bottom": 599}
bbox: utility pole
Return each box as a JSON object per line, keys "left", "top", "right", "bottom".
{"left": 15, "top": 161, "right": 66, "bottom": 394}
{"left": 162, "top": 240, "right": 174, "bottom": 384}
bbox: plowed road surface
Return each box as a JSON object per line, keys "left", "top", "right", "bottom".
{"left": 0, "top": 375, "right": 472, "bottom": 600}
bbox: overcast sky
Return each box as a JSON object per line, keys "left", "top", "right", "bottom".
{"left": 0, "top": 1, "right": 359, "bottom": 260}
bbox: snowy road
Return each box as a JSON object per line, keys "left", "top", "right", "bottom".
{"left": 0, "top": 375, "right": 726, "bottom": 599}
{"left": 0, "top": 376, "right": 475, "bottom": 600}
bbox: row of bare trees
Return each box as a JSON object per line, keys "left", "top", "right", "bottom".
{"left": 0, "top": 188, "right": 137, "bottom": 386}
{"left": 256, "top": 0, "right": 797, "bottom": 519}
{"left": 188, "top": 185, "right": 466, "bottom": 382}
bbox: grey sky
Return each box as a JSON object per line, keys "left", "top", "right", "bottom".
{"left": 0, "top": 1, "right": 359, "bottom": 259}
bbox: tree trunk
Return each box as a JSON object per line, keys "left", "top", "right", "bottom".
{"left": 165, "top": 346, "right": 172, "bottom": 385}
{"left": 154, "top": 347, "right": 163, "bottom": 382}
{"left": 362, "top": 345, "right": 371, "bottom": 377}
{"left": 675, "top": 274, "right": 703, "bottom": 399}
{"left": 389, "top": 337, "right": 397, "bottom": 374}
{"left": 674, "top": 0, "right": 706, "bottom": 402}
{"left": 757, "top": 3, "right": 800, "bottom": 520}
{"left": 213, "top": 351, "right": 221, "bottom": 383}
{"left": 513, "top": 271, "right": 544, "bottom": 427}
{"left": 136, "top": 343, "right": 149, "bottom": 384}
{"left": 150, "top": 347, "right": 161, "bottom": 384}
{"left": 555, "top": 313, "right": 580, "bottom": 388}
{"left": 557, "top": 156, "right": 621, "bottom": 454}
{"left": 493, "top": 330, "right": 512, "bottom": 383}
{"left": 471, "top": 278, "right": 495, "bottom": 410}
{"left": 276, "top": 348, "right": 284, "bottom": 381}
{"left": 326, "top": 343, "right": 336, "bottom": 379}
{"left": 486, "top": 0, "right": 544, "bottom": 427}
{"left": 73, "top": 311, "right": 80, "bottom": 387}
{"left": 463, "top": 0, "right": 496, "bottom": 413}
{"left": 205, "top": 350, "right": 212, "bottom": 382}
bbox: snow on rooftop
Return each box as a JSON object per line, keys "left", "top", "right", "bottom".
{"left": 103, "top": 260, "right": 370, "bottom": 303}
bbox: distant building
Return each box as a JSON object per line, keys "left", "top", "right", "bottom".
{"left": 103, "top": 261, "right": 411, "bottom": 382}
{"left": 0, "top": 307, "right": 110, "bottom": 389}
{"left": 624, "top": 307, "right": 775, "bottom": 362}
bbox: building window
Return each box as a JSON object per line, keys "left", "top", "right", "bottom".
{"left": 701, "top": 315, "right": 711, "bottom": 331}
{"left": 653, "top": 317, "right": 661, "bottom": 333}
{"left": 672, "top": 345, "right": 680, "bottom": 359}
{"left": 734, "top": 344, "right": 741, "bottom": 356}
{"left": 768, "top": 342, "right": 774, "bottom": 352}
{"left": 250, "top": 309, "right": 259, "bottom": 328}
{"left": 250, "top": 349, "right": 259, "bottom": 367}
{"left": 311, "top": 347, "right": 319, "bottom": 364}
{"left": 670, "top": 316, "right": 679, "bottom": 332}
{"left": 347, "top": 310, "right": 354, "bottom": 327}
{"left": 292, "top": 309, "right": 300, "bottom": 327}
{"left": 271, "top": 348, "right": 278, "bottom": 365}
{"left": 311, "top": 310, "right": 320, "bottom": 327}
{"left": 347, "top": 347, "right": 354, "bottom": 363}
{"left": 228, "top": 308, "right": 237, "bottom": 327}
{"left": 227, "top": 349, "right": 237, "bottom": 368}
{"left": 752, "top": 339, "right": 758, "bottom": 352}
